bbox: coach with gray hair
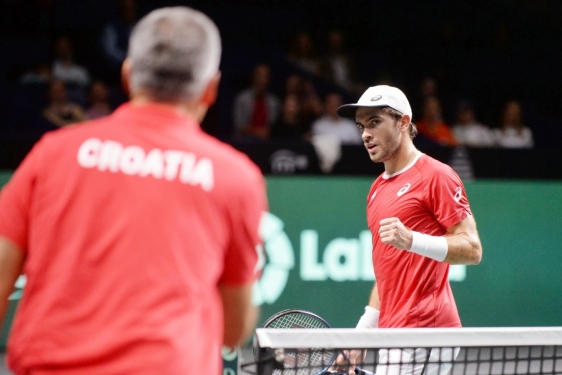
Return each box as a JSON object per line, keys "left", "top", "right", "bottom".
{"left": 0, "top": 7, "right": 266, "bottom": 374}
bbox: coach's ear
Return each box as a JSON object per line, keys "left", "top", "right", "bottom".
{"left": 200, "top": 71, "right": 221, "bottom": 107}
{"left": 192, "top": 71, "right": 221, "bottom": 123}
{"left": 121, "top": 58, "right": 132, "bottom": 98}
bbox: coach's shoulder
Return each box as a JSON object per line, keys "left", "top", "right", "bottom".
{"left": 200, "top": 134, "right": 263, "bottom": 179}
{"left": 30, "top": 119, "right": 101, "bottom": 153}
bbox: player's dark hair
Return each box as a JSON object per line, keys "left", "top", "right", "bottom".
{"left": 382, "top": 106, "right": 418, "bottom": 140}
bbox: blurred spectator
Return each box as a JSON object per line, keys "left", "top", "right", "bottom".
{"left": 42, "top": 80, "right": 87, "bottom": 128}
{"left": 101, "top": 0, "right": 137, "bottom": 71}
{"left": 452, "top": 100, "right": 495, "bottom": 147}
{"left": 85, "top": 80, "right": 113, "bottom": 120}
{"left": 415, "top": 96, "right": 458, "bottom": 146}
{"left": 284, "top": 73, "right": 303, "bottom": 97}
{"left": 420, "top": 77, "right": 439, "bottom": 99}
{"left": 287, "top": 31, "right": 320, "bottom": 75}
{"left": 52, "top": 36, "right": 91, "bottom": 87}
{"left": 270, "top": 94, "right": 309, "bottom": 140}
{"left": 412, "top": 77, "right": 440, "bottom": 120}
{"left": 20, "top": 62, "right": 52, "bottom": 84}
{"left": 283, "top": 73, "right": 323, "bottom": 128}
{"left": 311, "top": 92, "right": 362, "bottom": 145}
{"left": 319, "top": 29, "right": 363, "bottom": 94}
{"left": 232, "top": 63, "right": 280, "bottom": 140}
{"left": 494, "top": 100, "right": 534, "bottom": 148}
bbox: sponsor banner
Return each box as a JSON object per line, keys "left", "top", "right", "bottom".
{"left": 258, "top": 177, "right": 562, "bottom": 328}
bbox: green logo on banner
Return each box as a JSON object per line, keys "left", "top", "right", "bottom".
{"left": 252, "top": 212, "right": 295, "bottom": 306}
{"left": 251, "top": 212, "right": 466, "bottom": 306}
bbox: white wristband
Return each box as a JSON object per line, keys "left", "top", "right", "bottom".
{"left": 409, "top": 231, "right": 448, "bottom": 262}
{"left": 356, "top": 306, "right": 379, "bottom": 329}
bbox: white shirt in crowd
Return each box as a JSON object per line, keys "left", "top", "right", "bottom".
{"left": 52, "top": 60, "right": 91, "bottom": 87}
{"left": 311, "top": 115, "right": 363, "bottom": 145}
{"left": 494, "top": 127, "right": 534, "bottom": 148}
{"left": 452, "top": 121, "right": 495, "bottom": 147}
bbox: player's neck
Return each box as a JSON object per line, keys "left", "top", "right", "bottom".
{"left": 384, "top": 142, "right": 420, "bottom": 176}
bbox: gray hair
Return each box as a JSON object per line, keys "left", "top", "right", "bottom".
{"left": 127, "top": 7, "right": 221, "bottom": 102}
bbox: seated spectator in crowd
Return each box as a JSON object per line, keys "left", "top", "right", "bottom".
{"left": 100, "top": 0, "right": 137, "bottom": 76}
{"left": 283, "top": 73, "right": 323, "bottom": 128}
{"left": 452, "top": 100, "right": 495, "bottom": 147}
{"left": 319, "top": 29, "right": 363, "bottom": 94}
{"left": 270, "top": 94, "right": 309, "bottom": 140}
{"left": 411, "top": 77, "right": 439, "bottom": 118}
{"left": 416, "top": 96, "right": 458, "bottom": 146}
{"left": 494, "top": 100, "right": 534, "bottom": 148}
{"left": 52, "top": 36, "right": 91, "bottom": 87}
{"left": 287, "top": 31, "right": 320, "bottom": 75}
{"left": 43, "top": 80, "right": 87, "bottom": 127}
{"left": 85, "top": 80, "right": 113, "bottom": 120}
{"left": 20, "top": 62, "right": 52, "bottom": 84}
{"left": 311, "top": 92, "right": 362, "bottom": 145}
{"left": 233, "top": 63, "right": 280, "bottom": 141}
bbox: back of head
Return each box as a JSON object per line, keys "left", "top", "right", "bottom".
{"left": 127, "top": 7, "right": 221, "bottom": 103}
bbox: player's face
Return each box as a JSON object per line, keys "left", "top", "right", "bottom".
{"left": 355, "top": 107, "right": 402, "bottom": 163}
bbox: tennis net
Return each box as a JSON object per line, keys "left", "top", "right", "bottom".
{"left": 251, "top": 327, "right": 562, "bottom": 375}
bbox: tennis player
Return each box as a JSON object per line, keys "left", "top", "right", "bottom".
{"left": 336, "top": 85, "right": 483, "bottom": 375}
{"left": 0, "top": 7, "right": 266, "bottom": 375}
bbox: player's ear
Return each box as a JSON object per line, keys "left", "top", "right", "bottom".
{"left": 400, "top": 114, "right": 411, "bottom": 132}
{"left": 121, "top": 58, "right": 132, "bottom": 98}
{"left": 200, "top": 71, "right": 221, "bottom": 107}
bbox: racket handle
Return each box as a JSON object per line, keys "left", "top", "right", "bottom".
{"left": 355, "top": 366, "right": 375, "bottom": 375}
{"left": 326, "top": 367, "right": 374, "bottom": 375}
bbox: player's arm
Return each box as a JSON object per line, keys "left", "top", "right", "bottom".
{"left": 366, "top": 282, "right": 380, "bottom": 310}
{"left": 356, "top": 282, "right": 380, "bottom": 329}
{"left": 0, "top": 237, "right": 25, "bottom": 327}
{"left": 379, "top": 215, "right": 482, "bottom": 265}
{"left": 335, "top": 283, "right": 379, "bottom": 374}
{"left": 218, "top": 282, "right": 258, "bottom": 348}
{"left": 443, "top": 214, "right": 482, "bottom": 264}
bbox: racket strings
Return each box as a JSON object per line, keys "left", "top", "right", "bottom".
{"left": 267, "top": 312, "right": 335, "bottom": 375}
{"left": 268, "top": 313, "right": 328, "bottom": 329}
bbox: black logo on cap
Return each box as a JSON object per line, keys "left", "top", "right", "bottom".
{"left": 370, "top": 95, "right": 382, "bottom": 101}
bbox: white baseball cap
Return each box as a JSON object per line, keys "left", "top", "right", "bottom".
{"left": 337, "top": 85, "right": 412, "bottom": 119}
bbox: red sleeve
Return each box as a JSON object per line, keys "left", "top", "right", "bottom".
{"left": 0, "top": 138, "right": 46, "bottom": 252}
{"left": 424, "top": 165, "right": 472, "bottom": 230}
{"left": 219, "top": 164, "right": 268, "bottom": 286}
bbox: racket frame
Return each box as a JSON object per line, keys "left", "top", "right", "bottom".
{"left": 255, "top": 309, "right": 339, "bottom": 375}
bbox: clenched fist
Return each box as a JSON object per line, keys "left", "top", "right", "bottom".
{"left": 379, "top": 217, "right": 413, "bottom": 250}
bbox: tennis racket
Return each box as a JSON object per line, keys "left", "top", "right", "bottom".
{"left": 253, "top": 309, "right": 374, "bottom": 375}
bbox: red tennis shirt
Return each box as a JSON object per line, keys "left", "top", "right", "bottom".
{"left": 0, "top": 103, "right": 267, "bottom": 374}
{"left": 367, "top": 153, "right": 471, "bottom": 328}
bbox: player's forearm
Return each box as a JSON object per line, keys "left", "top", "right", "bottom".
{"left": 443, "top": 232, "right": 482, "bottom": 265}
{"left": 382, "top": 215, "right": 482, "bottom": 265}
{"left": 356, "top": 283, "right": 380, "bottom": 329}
{"left": 367, "top": 282, "right": 380, "bottom": 310}
{"left": 443, "top": 215, "right": 482, "bottom": 265}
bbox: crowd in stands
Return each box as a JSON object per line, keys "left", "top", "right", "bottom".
{"left": 5, "top": 0, "right": 538, "bottom": 158}
{"left": 230, "top": 61, "right": 535, "bottom": 151}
